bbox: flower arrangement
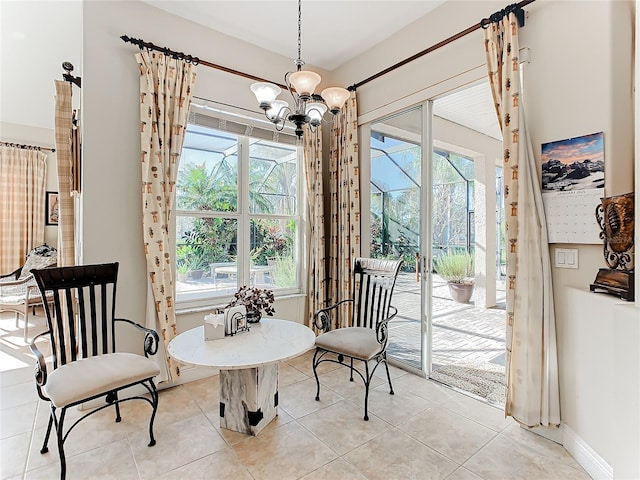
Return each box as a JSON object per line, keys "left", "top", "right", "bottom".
{"left": 225, "top": 286, "right": 275, "bottom": 322}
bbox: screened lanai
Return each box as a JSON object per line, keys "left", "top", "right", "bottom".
{"left": 369, "top": 110, "right": 506, "bottom": 405}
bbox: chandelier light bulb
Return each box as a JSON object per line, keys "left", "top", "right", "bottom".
{"left": 251, "top": 82, "right": 282, "bottom": 110}
{"left": 321, "top": 87, "right": 350, "bottom": 114}
{"left": 289, "top": 70, "right": 321, "bottom": 98}
{"left": 305, "top": 102, "right": 327, "bottom": 126}
{"left": 267, "top": 100, "right": 290, "bottom": 121}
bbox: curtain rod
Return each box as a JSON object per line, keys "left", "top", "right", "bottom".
{"left": 122, "top": 0, "right": 534, "bottom": 95}
{"left": 353, "top": 0, "right": 535, "bottom": 89}
{"left": 120, "top": 35, "right": 288, "bottom": 90}
{"left": 0, "top": 141, "right": 55, "bottom": 153}
{"left": 62, "top": 62, "right": 81, "bottom": 88}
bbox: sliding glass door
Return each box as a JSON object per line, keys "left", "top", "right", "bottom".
{"left": 366, "top": 104, "right": 432, "bottom": 374}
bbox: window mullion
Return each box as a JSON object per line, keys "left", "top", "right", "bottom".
{"left": 239, "top": 135, "right": 251, "bottom": 285}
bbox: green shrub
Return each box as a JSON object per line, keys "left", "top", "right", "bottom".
{"left": 435, "top": 252, "right": 474, "bottom": 284}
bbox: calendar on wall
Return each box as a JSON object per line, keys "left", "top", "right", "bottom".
{"left": 540, "top": 132, "right": 604, "bottom": 244}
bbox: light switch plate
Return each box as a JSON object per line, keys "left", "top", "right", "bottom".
{"left": 555, "top": 248, "right": 579, "bottom": 269}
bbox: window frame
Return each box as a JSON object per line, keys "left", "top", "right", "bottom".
{"left": 175, "top": 109, "right": 304, "bottom": 309}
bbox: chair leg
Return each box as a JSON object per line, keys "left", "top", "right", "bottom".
{"left": 350, "top": 358, "right": 354, "bottom": 382}
{"left": 383, "top": 355, "right": 395, "bottom": 395}
{"left": 363, "top": 361, "right": 370, "bottom": 421}
{"left": 55, "top": 408, "right": 67, "bottom": 480}
{"left": 40, "top": 411, "right": 54, "bottom": 454}
{"left": 114, "top": 392, "right": 122, "bottom": 423}
{"left": 23, "top": 312, "right": 29, "bottom": 343}
{"left": 312, "top": 348, "right": 321, "bottom": 401}
{"left": 147, "top": 379, "right": 158, "bottom": 447}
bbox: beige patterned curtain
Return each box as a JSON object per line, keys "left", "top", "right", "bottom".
{"left": 484, "top": 13, "right": 560, "bottom": 427}
{"left": 54, "top": 80, "right": 76, "bottom": 267}
{"left": 328, "top": 91, "right": 360, "bottom": 329}
{"left": 303, "top": 125, "right": 326, "bottom": 332}
{"left": 137, "top": 50, "right": 197, "bottom": 381}
{"left": 0, "top": 146, "right": 46, "bottom": 273}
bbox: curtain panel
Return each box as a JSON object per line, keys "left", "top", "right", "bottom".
{"left": 328, "top": 91, "right": 360, "bottom": 329}
{"left": 54, "top": 80, "right": 76, "bottom": 267}
{"left": 303, "top": 125, "right": 327, "bottom": 332}
{"left": 0, "top": 146, "right": 46, "bottom": 273}
{"left": 136, "top": 50, "right": 197, "bottom": 381}
{"left": 484, "top": 13, "right": 560, "bottom": 427}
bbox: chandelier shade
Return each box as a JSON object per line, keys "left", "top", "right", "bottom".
{"left": 250, "top": 0, "right": 350, "bottom": 138}
{"left": 306, "top": 102, "right": 328, "bottom": 126}
{"left": 288, "top": 70, "right": 321, "bottom": 98}
{"left": 266, "top": 99, "right": 289, "bottom": 121}
{"left": 321, "top": 87, "right": 351, "bottom": 114}
{"left": 251, "top": 82, "right": 282, "bottom": 110}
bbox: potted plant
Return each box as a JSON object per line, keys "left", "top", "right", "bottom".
{"left": 225, "top": 286, "right": 275, "bottom": 323}
{"left": 176, "top": 261, "right": 189, "bottom": 282}
{"left": 435, "top": 252, "right": 475, "bottom": 303}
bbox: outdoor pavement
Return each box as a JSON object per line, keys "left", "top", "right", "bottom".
{"left": 387, "top": 273, "right": 506, "bottom": 372}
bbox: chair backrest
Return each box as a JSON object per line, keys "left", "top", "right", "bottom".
{"left": 31, "top": 263, "right": 120, "bottom": 369}
{"left": 350, "top": 257, "right": 403, "bottom": 329}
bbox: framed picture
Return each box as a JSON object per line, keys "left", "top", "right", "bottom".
{"left": 46, "top": 191, "right": 59, "bottom": 225}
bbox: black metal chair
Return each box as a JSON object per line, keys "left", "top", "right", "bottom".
{"left": 30, "top": 263, "right": 160, "bottom": 480}
{"left": 312, "top": 257, "right": 403, "bottom": 420}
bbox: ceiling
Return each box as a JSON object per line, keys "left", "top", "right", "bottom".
{"left": 142, "top": 1, "right": 446, "bottom": 71}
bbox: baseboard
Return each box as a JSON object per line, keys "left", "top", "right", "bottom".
{"left": 563, "top": 425, "right": 613, "bottom": 480}
{"left": 520, "top": 423, "right": 563, "bottom": 445}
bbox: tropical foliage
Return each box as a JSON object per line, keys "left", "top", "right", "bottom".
{"left": 370, "top": 145, "right": 474, "bottom": 272}
{"left": 176, "top": 138, "right": 297, "bottom": 289}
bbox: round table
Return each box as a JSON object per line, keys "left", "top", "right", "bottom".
{"left": 168, "top": 318, "right": 315, "bottom": 435}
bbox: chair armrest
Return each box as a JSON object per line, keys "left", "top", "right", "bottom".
{"left": 0, "top": 274, "right": 34, "bottom": 288}
{"left": 0, "top": 267, "right": 21, "bottom": 281}
{"left": 313, "top": 299, "right": 354, "bottom": 332}
{"left": 115, "top": 318, "right": 160, "bottom": 357}
{"left": 29, "top": 331, "right": 51, "bottom": 400}
{"left": 375, "top": 305, "right": 398, "bottom": 345}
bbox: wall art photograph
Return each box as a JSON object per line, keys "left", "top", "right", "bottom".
{"left": 46, "top": 191, "right": 59, "bottom": 225}
{"left": 541, "top": 131, "right": 604, "bottom": 192}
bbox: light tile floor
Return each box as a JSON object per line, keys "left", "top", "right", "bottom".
{"left": 1, "top": 311, "right": 591, "bottom": 480}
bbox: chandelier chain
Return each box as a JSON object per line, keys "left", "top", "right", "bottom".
{"left": 250, "top": 0, "right": 350, "bottom": 139}
{"left": 297, "top": 0, "right": 302, "bottom": 65}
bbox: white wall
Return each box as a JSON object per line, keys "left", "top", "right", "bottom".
{"left": 0, "top": 0, "right": 82, "bottom": 130}
{"left": 333, "top": 1, "right": 638, "bottom": 477}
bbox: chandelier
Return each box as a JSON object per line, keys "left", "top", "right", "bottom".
{"left": 250, "top": 0, "right": 350, "bottom": 139}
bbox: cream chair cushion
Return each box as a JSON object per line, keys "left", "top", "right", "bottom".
{"left": 315, "top": 327, "right": 383, "bottom": 361}
{"left": 44, "top": 353, "right": 161, "bottom": 408}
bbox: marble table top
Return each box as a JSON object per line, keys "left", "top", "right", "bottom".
{"left": 168, "top": 318, "right": 316, "bottom": 370}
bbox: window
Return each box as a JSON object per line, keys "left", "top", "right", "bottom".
{"left": 175, "top": 111, "right": 302, "bottom": 304}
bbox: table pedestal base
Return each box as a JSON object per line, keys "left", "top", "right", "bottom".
{"left": 219, "top": 363, "right": 278, "bottom": 435}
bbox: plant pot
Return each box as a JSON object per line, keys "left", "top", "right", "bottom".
{"left": 177, "top": 273, "right": 188, "bottom": 282}
{"left": 448, "top": 282, "right": 474, "bottom": 303}
{"left": 245, "top": 311, "right": 261, "bottom": 323}
{"left": 190, "top": 269, "right": 204, "bottom": 280}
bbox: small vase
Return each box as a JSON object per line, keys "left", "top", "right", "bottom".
{"left": 246, "top": 311, "right": 261, "bottom": 323}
